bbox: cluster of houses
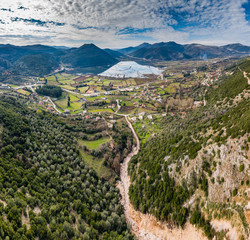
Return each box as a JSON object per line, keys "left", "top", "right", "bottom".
{"left": 37, "top": 96, "right": 58, "bottom": 114}
{"left": 201, "top": 69, "right": 221, "bottom": 86}
{"left": 0, "top": 84, "right": 12, "bottom": 89}
{"left": 130, "top": 112, "right": 153, "bottom": 122}
{"left": 130, "top": 86, "right": 163, "bottom": 104}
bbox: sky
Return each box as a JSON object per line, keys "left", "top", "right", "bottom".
{"left": 0, "top": 0, "right": 250, "bottom": 48}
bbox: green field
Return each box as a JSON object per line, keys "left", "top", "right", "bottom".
{"left": 78, "top": 139, "right": 115, "bottom": 180}
{"left": 78, "top": 86, "right": 89, "bottom": 93}
{"left": 86, "top": 96, "right": 103, "bottom": 101}
{"left": 61, "top": 85, "right": 76, "bottom": 90}
{"left": 68, "top": 102, "right": 83, "bottom": 109}
{"left": 55, "top": 92, "right": 83, "bottom": 112}
{"left": 88, "top": 108, "right": 114, "bottom": 113}
{"left": 164, "top": 85, "right": 176, "bottom": 93}
{"left": 59, "top": 80, "right": 76, "bottom": 85}
{"left": 17, "top": 89, "right": 31, "bottom": 95}
{"left": 68, "top": 94, "right": 80, "bottom": 101}
{"left": 80, "top": 150, "right": 113, "bottom": 179}
{"left": 79, "top": 138, "right": 110, "bottom": 150}
{"left": 55, "top": 97, "right": 68, "bottom": 109}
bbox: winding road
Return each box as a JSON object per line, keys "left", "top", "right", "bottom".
{"left": 239, "top": 67, "right": 250, "bottom": 85}
{"left": 118, "top": 113, "right": 162, "bottom": 239}
{"left": 117, "top": 101, "right": 207, "bottom": 240}
{"left": 243, "top": 70, "right": 250, "bottom": 85}
{"left": 47, "top": 97, "right": 62, "bottom": 114}
{"left": 117, "top": 115, "right": 142, "bottom": 237}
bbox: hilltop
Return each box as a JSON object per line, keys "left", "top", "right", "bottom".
{"left": 60, "top": 44, "right": 118, "bottom": 70}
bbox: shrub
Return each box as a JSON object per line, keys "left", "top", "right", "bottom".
{"left": 239, "top": 164, "right": 244, "bottom": 172}
{"left": 232, "top": 189, "right": 238, "bottom": 196}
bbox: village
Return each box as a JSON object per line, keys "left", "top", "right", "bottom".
{"left": 0, "top": 58, "right": 225, "bottom": 127}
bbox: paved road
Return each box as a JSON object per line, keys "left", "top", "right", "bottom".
{"left": 14, "top": 83, "right": 42, "bottom": 90}
{"left": 47, "top": 97, "right": 62, "bottom": 114}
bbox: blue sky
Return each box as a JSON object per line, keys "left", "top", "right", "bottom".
{"left": 0, "top": 0, "right": 249, "bottom": 48}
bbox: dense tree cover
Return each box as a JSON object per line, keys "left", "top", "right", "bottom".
{"left": 190, "top": 206, "right": 214, "bottom": 239}
{"left": 207, "top": 60, "right": 249, "bottom": 103}
{"left": 211, "top": 99, "right": 249, "bottom": 140}
{"left": 60, "top": 115, "right": 133, "bottom": 174}
{"left": 129, "top": 170, "right": 189, "bottom": 227}
{"left": 238, "top": 58, "right": 250, "bottom": 73}
{"left": 128, "top": 60, "right": 250, "bottom": 231}
{"left": 36, "top": 85, "right": 62, "bottom": 98}
{"left": 14, "top": 54, "right": 59, "bottom": 77}
{"left": 0, "top": 97, "right": 133, "bottom": 240}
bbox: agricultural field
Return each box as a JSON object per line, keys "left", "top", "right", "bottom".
{"left": 78, "top": 136, "right": 115, "bottom": 181}
{"left": 88, "top": 108, "right": 114, "bottom": 113}
{"left": 16, "top": 89, "right": 32, "bottom": 96}
{"left": 79, "top": 137, "right": 110, "bottom": 150}
{"left": 12, "top": 57, "right": 230, "bottom": 117}
{"left": 79, "top": 150, "right": 114, "bottom": 180}
{"left": 54, "top": 92, "right": 86, "bottom": 113}
{"left": 44, "top": 72, "right": 160, "bottom": 96}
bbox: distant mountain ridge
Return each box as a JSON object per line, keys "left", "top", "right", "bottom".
{"left": 0, "top": 43, "right": 118, "bottom": 77}
{"left": 117, "top": 42, "right": 151, "bottom": 54}
{"left": 103, "top": 48, "right": 126, "bottom": 59}
{"left": 0, "top": 41, "right": 249, "bottom": 79}
{"left": 0, "top": 44, "right": 58, "bottom": 63}
{"left": 117, "top": 42, "right": 250, "bottom": 61}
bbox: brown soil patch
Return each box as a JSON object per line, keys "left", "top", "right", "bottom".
{"left": 211, "top": 220, "right": 238, "bottom": 240}
{"left": 22, "top": 212, "right": 30, "bottom": 229}
{"left": 245, "top": 210, "right": 250, "bottom": 226}
{"left": 129, "top": 203, "right": 207, "bottom": 240}
{"left": 0, "top": 199, "right": 7, "bottom": 207}
{"left": 33, "top": 206, "right": 41, "bottom": 215}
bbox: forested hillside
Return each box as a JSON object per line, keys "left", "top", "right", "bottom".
{"left": 14, "top": 54, "right": 59, "bottom": 77}
{"left": 128, "top": 58, "right": 250, "bottom": 239}
{"left": 121, "top": 42, "right": 250, "bottom": 61}
{"left": 0, "top": 97, "right": 134, "bottom": 240}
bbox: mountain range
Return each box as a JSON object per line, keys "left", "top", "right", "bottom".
{"left": 117, "top": 42, "right": 250, "bottom": 61}
{"left": 0, "top": 41, "right": 249, "bottom": 78}
{"left": 0, "top": 43, "right": 118, "bottom": 77}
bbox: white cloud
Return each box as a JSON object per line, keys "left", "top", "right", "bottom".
{"left": 0, "top": 0, "right": 249, "bottom": 47}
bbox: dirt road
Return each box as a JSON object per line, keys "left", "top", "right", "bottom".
{"left": 239, "top": 67, "right": 250, "bottom": 85}
{"left": 118, "top": 116, "right": 206, "bottom": 240}
{"left": 118, "top": 116, "right": 159, "bottom": 239}
{"left": 243, "top": 71, "right": 250, "bottom": 85}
